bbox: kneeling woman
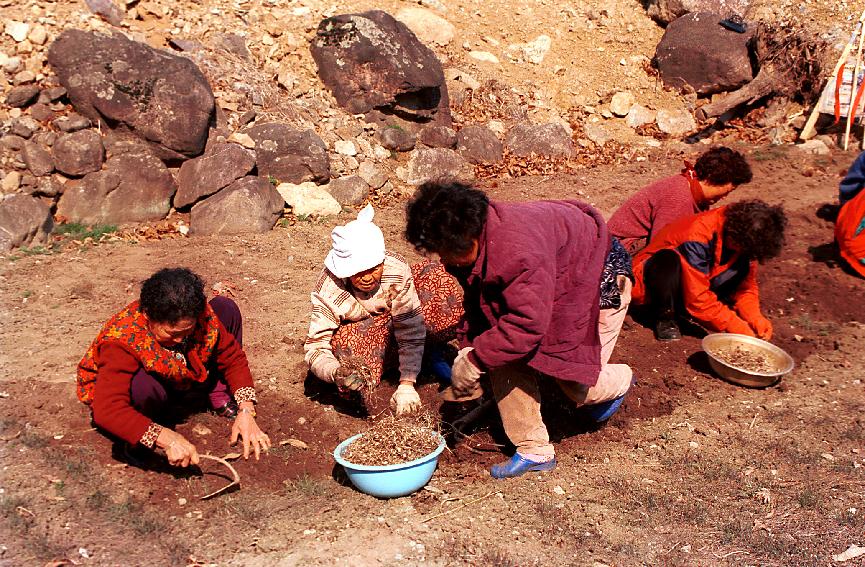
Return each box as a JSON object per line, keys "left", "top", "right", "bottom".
{"left": 77, "top": 268, "right": 271, "bottom": 467}
{"left": 305, "top": 204, "right": 462, "bottom": 414}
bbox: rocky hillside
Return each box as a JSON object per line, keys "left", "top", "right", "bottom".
{"left": 0, "top": 0, "right": 858, "bottom": 252}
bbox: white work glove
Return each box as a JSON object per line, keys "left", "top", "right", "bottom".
{"left": 451, "top": 347, "right": 483, "bottom": 397}
{"left": 390, "top": 383, "right": 421, "bottom": 415}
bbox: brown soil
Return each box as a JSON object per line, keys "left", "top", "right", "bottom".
{"left": 2, "top": 145, "right": 864, "bottom": 565}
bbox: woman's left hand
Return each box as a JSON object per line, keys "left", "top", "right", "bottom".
{"left": 230, "top": 403, "right": 271, "bottom": 460}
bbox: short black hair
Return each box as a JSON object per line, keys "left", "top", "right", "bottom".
{"left": 694, "top": 147, "right": 753, "bottom": 186}
{"left": 404, "top": 182, "right": 489, "bottom": 255}
{"left": 140, "top": 268, "right": 207, "bottom": 323}
{"left": 723, "top": 200, "right": 787, "bottom": 262}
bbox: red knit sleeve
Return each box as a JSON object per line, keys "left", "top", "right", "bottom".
{"left": 213, "top": 319, "right": 255, "bottom": 401}
{"left": 91, "top": 343, "right": 155, "bottom": 446}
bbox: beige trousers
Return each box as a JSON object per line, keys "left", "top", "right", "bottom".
{"left": 489, "top": 279, "right": 633, "bottom": 457}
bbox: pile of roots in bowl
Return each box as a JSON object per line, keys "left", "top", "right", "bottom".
{"left": 713, "top": 345, "right": 776, "bottom": 373}
{"left": 342, "top": 412, "right": 441, "bottom": 466}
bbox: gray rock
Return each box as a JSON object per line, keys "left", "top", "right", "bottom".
{"left": 610, "top": 92, "right": 635, "bottom": 117}
{"left": 418, "top": 125, "right": 457, "bottom": 148}
{"left": 53, "top": 113, "right": 91, "bottom": 133}
{"left": 277, "top": 182, "right": 342, "bottom": 217}
{"left": 406, "top": 147, "right": 474, "bottom": 185}
{"left": 9, "top": 118, "right": 37, "bottom": 139}
{"left": 1, "top": 135, "right": 26, "bottom": 151}
{"left": 505, "top": 122, "right": 574, "bottom": 158}
{"left": 456, "top": 125, "right": 503, "bottom": 164}
{"left": 310, "top": 10, "right": 451, "bottom": 124}
{"left": 190, "top": 176, "right": 284, "bottom": 235}
{"left": 646, "top": 0, "right": 750, "bottom": 25}
{"left": 26, "top": 176, "right": 63, "bottom": 197}
{"left": 22, "top": 142, "right": 54, "bottom": 177}
{"left": 52, "top": 130, "right": 105, "bottom": 177}
{"left": 379, "top": 126, "right": 417, "bottom": 152}
{"left": 38, "top": 86, "right": 67, "bottom": 103}
{"left": 654, "top": 12, "right": 754, "bottom": 95}
{"left": 5, "top": 85, "right": 39, "bottom": 108}
{"left": 796, "top": 139, "right": 830, "bottom": 156}
{"left": 327, "top": 176, "right": 370, "bottom": 206}
{"left": 29, "top": 103, "right": 56, "bottom": 123}
{"left": 48, "top": 30, "right": 215, "bottom": 158}
{"left": 247, "top": 123, "right": 330, "bottom": 184}
{"left": 357, "top": 161, "right": 388, "bottom": 189}
{"left": 626, "top": 104, "right": 657, "bottom": 129}
{"left": 33, "top": 132, "right": 57, "bottom": 148}
{"left": 0, "top": 194, "right": 54, "bottom": 252}
{"left": 583, "top": 122, "right": 612, "bottom": 146}
{"left": 216, "top": 33, "right": 251, "bottom": 59}
{"left": 174, "top": 143, "right": 256, "bottom": 208}
{"left": 394, "top": 7, "right": 455, "bottom": 46}
{"left": 656, "top": 109, "right": 697, "bottom": 136}
{"left": 57, "top": 149, "right": 176, "bottom": 224}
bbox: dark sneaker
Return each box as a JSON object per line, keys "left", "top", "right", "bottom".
{"left": 655, "top": 319, "right": 682, "bottom": 341}
{"left": 212, "top": 399, "right": 238, "bottom": 419}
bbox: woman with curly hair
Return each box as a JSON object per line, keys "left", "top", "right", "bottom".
{"left": 405, "top": 182, "right": 634, "bottom": 479}
{"left": 77, "top": 267, "right": 270, "bottom": 468}
{"left": 630, "top": 199, "right": 787, "bottom": 341}
{"left": 608, "top": 146, "right": 753, "bottom": 255}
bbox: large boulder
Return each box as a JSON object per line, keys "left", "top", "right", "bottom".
{"left": 247, "top": 123, "right": 330, "bottom": 184}
{"left": 57, "top": 149, "right": 176, "bottom": 224}
{"left": 52, "top": 129, "right": 104, "bottom": 177}
{"left": 47, "top": 30, "right": 215, "bottom": 159}
{"left": 456, "top": 125, "right": 503, "bottom": 164}
{"left": 406, "top": 148, "right": 474, "bottom": 186}
{"left": 645, "top": 0, "right": 750, "bottom": 25}
{"left": 654, "top": 12, "right": 754, "bottom": 95}
{"left": 505, "top": 123, "right": 574, "bottom": 158}
{"left": 174, "top": 143, "right": 256, "bottom": 208}
{"left": 310, "top": 10, "right": 451, "bottom": 124}
{"left": 0, "top": 195, "right": 54, "bottom": 252}
{"left": 190, "top": 176, "right": 284, "bottom": 235}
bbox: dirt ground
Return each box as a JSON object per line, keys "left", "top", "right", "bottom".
{"left": 1, "top": 144, "right": 864, "bottom": 566}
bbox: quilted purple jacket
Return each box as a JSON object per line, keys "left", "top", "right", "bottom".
{"left": 458, "top": 200, "right": 609, "bottom": 385}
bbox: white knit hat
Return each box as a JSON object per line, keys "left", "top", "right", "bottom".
{"left": 324, "top": 204, "right": 386, "bottom": 278}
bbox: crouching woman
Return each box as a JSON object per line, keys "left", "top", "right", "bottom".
{"left": 77, "top": 268, "right": 271, "bottom": 467}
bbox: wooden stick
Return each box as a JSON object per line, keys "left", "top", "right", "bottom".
{"left": 421, "top": 491, "right": 494, "bottom": 523}
{"left": 198, "top": 454, "right": 241, "bottom": 500}
{"left": 801, "top": 41, "right": 853, "bottom": 140}
{"left": 801, "top": 9, "right": 865, "bottom": 140}
{"left": 846, "top": 13, "right": 865, "bottom": 149}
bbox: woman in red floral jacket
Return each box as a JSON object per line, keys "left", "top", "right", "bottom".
{"left": 77, "top": 268, "right": 270, "bottom": 467}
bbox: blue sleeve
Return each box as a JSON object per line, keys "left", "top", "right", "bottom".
{"left": 840, "top": 152, "right": 865, "bottom": 205}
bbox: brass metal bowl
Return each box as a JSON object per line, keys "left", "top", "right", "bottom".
{"left": 701, "top": 333, "right": 795, "bottom": 388}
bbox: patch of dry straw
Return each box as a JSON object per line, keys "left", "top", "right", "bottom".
{"left": 341, "top": 412, "right": 441, "bottom": 467}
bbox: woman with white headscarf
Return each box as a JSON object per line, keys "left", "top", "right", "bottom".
{"left": 304, "top": 204, "right": 463, "bottom": 414}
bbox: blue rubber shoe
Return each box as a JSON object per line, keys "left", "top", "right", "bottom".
{"left": 427, "top": 348, "right": 452, "bottom": 384}
{"left": 585, "top": 394, "right": 626, "bottom": 423}
{"left": 490, "top": 453, "right": 557, "bottom": 479}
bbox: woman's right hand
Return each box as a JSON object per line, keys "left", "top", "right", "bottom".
{"left": 156, "top": 428, "right": 200, "bottom": 467}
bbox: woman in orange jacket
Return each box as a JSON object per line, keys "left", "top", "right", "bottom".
{"left": 631, "top": 200, "right": 787, "bottom": 341}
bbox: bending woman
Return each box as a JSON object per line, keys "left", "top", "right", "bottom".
{"left": 77, "top": 268, "right": 270, "bottom": 467}
{"left": 304, "top": 204, "right": 462, "bottom": 414}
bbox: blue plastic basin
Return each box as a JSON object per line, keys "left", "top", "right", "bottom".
{"left": 333, "top": 432, "right": 446, "bottom": 498}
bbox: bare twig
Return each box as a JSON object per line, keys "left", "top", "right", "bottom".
{"left": 421, "top": 491, "right": 495, "bottom": 523}
{"left": 198, "top": 454, "right": 240, "bottom": 500}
